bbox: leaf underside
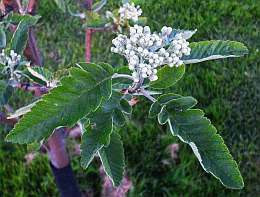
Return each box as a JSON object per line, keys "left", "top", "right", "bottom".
{"left": 182, "top": 40, "right": 249, "bottom": 64}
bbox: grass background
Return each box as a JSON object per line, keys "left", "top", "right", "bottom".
{"left": 0, "top": 0, "right": 259, "bottom": 196}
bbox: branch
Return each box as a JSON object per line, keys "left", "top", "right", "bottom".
{"left": 25, "top": 0, "right": 42, "bottom": 66}
{"left": 0, "top": 112, "right": 18, "bottom": 125}
{"left": 14, "top": 0, "right": 24, "bottom": 14}
{"left": 25, "top": 28, "right": 43, "bottom": 66}
{"left": 140, "top": 88, "right": 157, "bottom": 103}
{"left": 85, "top": 29, "right": 92, "bottom": 63}
{"left": 112, "top": 73, "right": 134, "bottom": 81}
{"left": 85, "top": 0, "right": 93, "bottom": 10}
{"left": 15, "top": 82, "right": 49, "bottom": 97}
{"left": 26, "top": 0, "right": 37, "bottom": 14}
{"left": 84, "top": 0, "right": 93, "bottom": 62}
{"left": 88, "top": 24, "right": 118, "bottom": 33}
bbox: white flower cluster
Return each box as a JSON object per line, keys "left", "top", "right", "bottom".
{"left": 0, "top": 49, "right": 22, "bottom": 79}
{"left": 111, "top": 25, "right": 191, "bottom": 82}
{"left": 118, "top": 2, "right": 142, "bottom": 22}
{"left": 0, "top": 50, "right": 21, "bottom": 67}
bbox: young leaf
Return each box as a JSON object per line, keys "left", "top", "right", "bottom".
{"left": 99, "top": 132, "right": 125, "bottom": 187}
{"left": 182, "top": 40, "right": 249, "bottom": 64}
{"left": 81, "top": 112, "right": 113, "bottom": 168}
{"left": 169, "top": 29, "right": 197, "bottom": 40}
{"left": 150, "top": 65, "right": 185, "bottom": 89}
{"left": 5, "top": 63, "right": 113, "bottom": 144}
{"left": 10, "top": 16, "right": 40, "bottom": 54}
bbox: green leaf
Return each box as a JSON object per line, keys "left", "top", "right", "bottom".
{"left": 120, "top": 99, "right": 132, "bottom": 114}
{"left": 150, "top": 65, "right": 185, "bottom": 89}
{"left": 149, "top": 101, "right": 161, "bottom": 118}
{"left": 81, "top": 90, "right": 129, "bottom": 167}
{"left": 10, "top": 16, "right": 40, "bottom": 54}
{"left": 153, "top": 93, "right": 244, "bottom": 189}
{"left": 167, "top": 109, "right": 244, "bottom": 189}
{"left": 149, "top": 93, "right": 182, "bottom": 118}
{"left": 158, "top": 105, "right": 169, "bottom": 125}
{"left": 112, "top": 108, "right": 125, "bottom": 127}
{"left": 78, "top": 62, "right": 113, "bottom": 99}
{"left": 5, "top": 63, "right": 113, "bottom": 144}
{"left": 99, "top": 132, "right": 125, "bottom": 186}
{"left": 182, "top": 40, "right": 249, "bottom": 64}
{"left": 165, "top": 96, "right": 197, "bottom": 111}
{"left": 81, "top": 111, "right": 113, "bottom": 168}
{"left": 54, "top": 0, "right": 66, "bottom": 12}
{"left": 157, "top": 93, "right": 182, "bottom": 104}
{"left": 0, "top": 27, "right": 6, "bottom": 49}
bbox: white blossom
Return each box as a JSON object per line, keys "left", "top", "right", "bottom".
{"left": 111, "top": 25, "right": 191, "bottom": 82}
{"left": 1, "top": 49, "right": 22, "bottom": 80}
{"left": 119, "top": 2, "right": 142, "bottom": 22}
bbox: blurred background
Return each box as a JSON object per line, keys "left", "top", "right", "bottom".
{"left": 0, "top": 0, "right": 259, "bottom": 196}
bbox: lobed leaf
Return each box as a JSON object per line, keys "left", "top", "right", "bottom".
{"left": 99, "top": 132, "right": 125, "bottom": 187}
{"left": 150, "top": 94, "right": 244, "bottom": 189}
{"left": 5, "top": 63, "right": 113, "bottom": 144}
{"left": 81, "top": 90, "right": 131, "bottom": 168}
{"left": 81, "top": 111, "right": 113, "bottom": 168}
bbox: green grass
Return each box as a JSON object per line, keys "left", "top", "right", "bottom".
{"left": 1, "top": 0, "right": 259, "bottom": 196}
